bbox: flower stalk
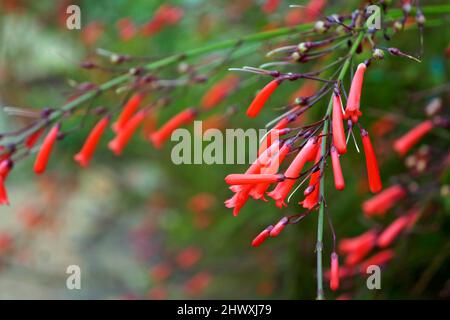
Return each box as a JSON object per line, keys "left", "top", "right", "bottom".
{"left": 316, "top": 31, "right": 365, "bottom": 300}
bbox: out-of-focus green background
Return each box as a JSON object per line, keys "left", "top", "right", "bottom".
{"left": 0, "top": 0, "right": 449, "bottom": 299}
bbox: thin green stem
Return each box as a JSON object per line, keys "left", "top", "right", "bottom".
{"left": 315, "top": 31, "right": 365, "bottom": 300}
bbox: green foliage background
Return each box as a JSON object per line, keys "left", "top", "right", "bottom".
{"left": 0, "top": 0, "right": 449, "bottom": 299}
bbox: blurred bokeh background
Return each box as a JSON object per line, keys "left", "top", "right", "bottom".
{"left": 0, "top": 0, "right": 449, "bottom": 299}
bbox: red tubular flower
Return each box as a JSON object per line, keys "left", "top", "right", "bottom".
{"left": 34, "top": 124, "right": 60, "bottom": 175}
{"left": 284, "top": 0, "right": 326, "bottom": 25}
{"left": 268, "top": 137, "right": 319, "bottom": 208}
{"left": 325, "top": 264, "right": 355, "bottom": 282}
{"left": 362, "top": 184, "right": 406, "bottom": 217}
{"left": 0, "top": 160, "right": 12, "bottom": 205}
{"left": 25, "top": 128, "right": 45, "bottom": 149}
{"left": 109, "top": 111, "right": 146, "bottom": 156}
{"left": 0, "top": 159, "right": 13, "bottom": 180}
{"left": 0, "top": 176, "right": 9, "bottom": 206}
{"left": 141, "top": 18, "right": 164, "bottom": 37}
{"left": 339, "top": 230, "right": 377, "bottom": 254}
{"left": 225, "top": 143, "right": 284, "bottom": 215}
{"left": 251, "top": 225, "right": 274, "bottom": 247}
{"left": 184, "top": 271, "right": 212, "bottom": 296}
{"left": 377, "top": 211, "right": 419, "bottom": 248}
{"left": 330, "top": 252, "right": 340, "bottom": 291}
{"left": 261, "top": 142, "right": 291, "bottom": 175}
{"left": 116, "top": 18, "right": 137, "bottom": 41}
{"left": 269, "top": 217, "right": 288, "bottom": 237}
{"left": 250, "top": 143, "right": 292, "bottom": 200}
{"left": 331, "top": 146, "right": 345, "bottom": 191}
{"left": 262, "top": 0, "right": 281, "bottom": 13}
{"left": 301, "top": 149, "right": 322, "bottom": 209}
{"left": 377, "top": 216, "right": 408, "bottom": 248}
{"left": 151, "top": 263, "right": 172, "bottom": 282}
{"left": 371, "top": 115, "right": 397, "bottom": 137}
{"left": 159, "top": 5, "right": 184, "bottom": 25}
{"left": 361, "top": 129, "right": 382, "bottom": 193}
{"left": 141, "top": 4, "right": 184, "bottom": 36}
{"left": 258, "top": 128, "right": 291, "bottom": 157}
{"left": 225, "top": 188, "right": 251, "bottom": 217}
{"left": 332, "top": 92, "right": 347, "bottom": 154}
{"left": 225, "top": 173, "right": 284, "bottom": 185}
{"left": 246, "top": 79, "right": 282, "bottom": 118}
{"left": 393, "top": 120, "right": 434, "bottom": 156}
{"left": 74, "top": 116, "right": 110, "bottom": 167}
{"left": 81, "top": 21, "right": 104, "bottom": 46}
{"left": 306, "top": 0, "right": 327, "bottom": 18}
{"left": 201, "top": 76, "right": 239, "bottom": 110}
{"left": 150, "top": 108, "right": 197, "bottom": 149}
{"left": 176, "top": 247, "right": 202, "bottom": 269}
{"left": 254, "top": 139, "right": 282, "bottom": 170}
{"left": 112, "top": 93, "right": 145, "bottom": 133}
{"left": 345, "top": 240, "right": 374, "bottom": 266}
{"left": 272, "top": 116, "right": 292, "bottom": 130}
{"left": 339, "top": 230, "right": 377, "bottom": 266}
{"left": 345, "top": 63, "right": 366, "bottom": 123}
{"left": 359, "top": 250, "right": 395, "bottom": 273}
{"left": 228, "top": 141, "right": 281, "bottom": 195}
{"left": 405, "top": 209, "right": 420, "bottom": 229}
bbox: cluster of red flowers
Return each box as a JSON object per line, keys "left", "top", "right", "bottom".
{"left": 224, "top": 61, "right": 382, "bottom": 248}
{"left": 0, "top": 55, "right": 248, "bottom": 205}
{"left": 220, "top": 2, "right": 449, "bottom": 297}
{"left": 325, "top": 203, "right": 420, "bottom": 293}
{"left": 327, "top": 94, "right": 449, "bottom": 294}
{"left": 0, "top": 95, "right": 198, "bottom": 207}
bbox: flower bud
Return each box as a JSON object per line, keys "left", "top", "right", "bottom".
{"left": 372, "top": 48, "right": 384, "bottom": 60}
{"left": 314, "top": 20, "right": 328, "bottom": 34}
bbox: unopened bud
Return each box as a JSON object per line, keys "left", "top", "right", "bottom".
{"left": 80, "top": 61, "right": 96, "bottom": 69}
{"left": 294, "top": 97, "right": 308, "bottom": 105}
{"left": 405, "top": 155, "right": 416, "bottom": 168}
{"left": 416, "top": 13, "right": 426, "bottom": 25}
{"left": 110, "top": 54, "right": 126, "bottom": 64}
{"left": 314, "top": 20, "right": 328, "bottom": 34}
{"left": 388, "top": 47, "right": 401, "bottom": 56}
{"left": 291, "top": 52, "right": 301, "bottom": 61}
{"left": 372, "top": 48, "right": 384, "bottom": 60}
{"left": 402, "top": 3, "right": 411, "bottom": 13}
{"left": 178, "top": 62, "right": 189, "bottom": 73}
{"left": 393, "top": 20, "right": 403, "bottom": 32}
{"left": 41, "top": 108, "right": 53, "bottom": 118}
{"left": 297, "top": 42, "right": 309, "bottom": 53}
{"left": 425, "top": 98, "right": 442, "bottom": 117}
{"left": 416, "top": 159, "right": 427, "bottom": 172}
{"left": 129, "top": 67, "right": 143, "bottom": 76}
